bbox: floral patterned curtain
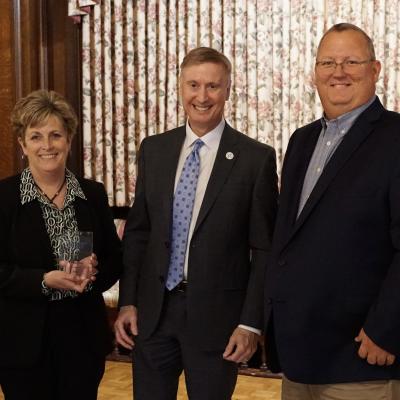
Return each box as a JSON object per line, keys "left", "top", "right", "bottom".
{"left": 71, "top": 0, "right": 400, "bottom": 206}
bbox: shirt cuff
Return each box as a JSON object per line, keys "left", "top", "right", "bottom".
{"left": 238, "top": 324, "right": 262, "bottom": 336}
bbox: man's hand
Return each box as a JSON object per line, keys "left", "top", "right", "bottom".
{"left": 222, "top": 327, "right": 259, "bottom": 363}
{"left": 355, "top": 328, "right": 396, "bottom": 366}
{"left": 114, "top": 305, "right": 138, "bottom": 350}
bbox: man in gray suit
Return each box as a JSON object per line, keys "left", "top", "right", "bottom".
{"left": 115, "top": 47, "right": 278, "bottom": 399}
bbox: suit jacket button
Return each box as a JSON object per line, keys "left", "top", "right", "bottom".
{"left": 164, "top": 241, "right": 170, "bottom": 249}
{"left": 278, "top": 259, "right": 286, "bottom": 267}
{"left": 266, "top": 298, "right": 273, "bottom": 305}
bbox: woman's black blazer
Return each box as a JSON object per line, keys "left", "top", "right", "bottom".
{"left": 0, "top": 174, "right": 122, "bottom": 367}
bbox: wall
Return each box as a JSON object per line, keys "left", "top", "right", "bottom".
{"left": 0, "top": 0, "right": 16, "bottom": 178}
{"left": 0, "top": 0, "right": 82, "bottom": 179}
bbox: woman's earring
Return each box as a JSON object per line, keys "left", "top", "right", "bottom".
{"left": 21, "top": 154, "right": 25, "bottom": 160}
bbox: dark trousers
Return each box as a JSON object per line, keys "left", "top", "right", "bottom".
{"left": 0, "top": 299, "right": 105, "bottom": 400}
{"left": 133, "top": 289, "right": 238, "bottom": 400}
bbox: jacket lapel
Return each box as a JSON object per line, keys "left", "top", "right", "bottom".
{"left": 16, "top": 201, "right": 54, "bottom": 269}
{"left": 74, "top": 197, "right": 94, "bottom": 231}
{"left": 160, "top": 127, "right": 186, "bottom": 233}
{"left": 193, "top": 124, "right": 239, "bottom": 234}
{"left": 282, "top": 98, "right": 385, "bottom": 250}
{"left": 279, "top": 122, "right": 322, "bottom": 233}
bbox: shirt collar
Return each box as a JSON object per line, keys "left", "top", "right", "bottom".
{"left": 68, "top": 171, "right": 86, "bottom": 201}
{"left": 321, "top": 95, "right": 376, "bottom": 135}
{"left": 185, "top": 118, "right": 225, "bottom": 152}
{"left": 20, "top": 168, "right": 86, "bottom": 205}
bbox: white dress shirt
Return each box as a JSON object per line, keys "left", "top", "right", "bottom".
{"left": 174, "top": 119, "right": 224, "bottom": 278}
{"left": 173, "top": 119, "right": 260, "bottom": 336}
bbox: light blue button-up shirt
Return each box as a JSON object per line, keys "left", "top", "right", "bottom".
{"left": 297, "top": 96, "right": 376, "bottom": 217}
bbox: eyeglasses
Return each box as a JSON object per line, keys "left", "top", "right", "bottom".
{"left": 315, "top": 59, "right": 373, "bottom": 72}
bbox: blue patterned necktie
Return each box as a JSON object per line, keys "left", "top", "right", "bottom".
{"left": 166, "top": 139, "right": 204, "bottom": 290}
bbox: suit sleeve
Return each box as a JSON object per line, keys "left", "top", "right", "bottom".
{"left": 118, "top": 140, "right": 151, "bottom": 307}
{"left": 90, "top": 183, "right": 123, "bottom": 293}
{"left": 239, "top": 147, "right": 278, "bottom": 329}
{"left": 0, "top": 189, "right": 46, "bottom": 299}
{"left": 363, "top": 164, "right": 400, "bottom": 355}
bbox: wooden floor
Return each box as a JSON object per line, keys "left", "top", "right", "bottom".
{"left": 0, "top": 361, "right": 282, "bottom": 399}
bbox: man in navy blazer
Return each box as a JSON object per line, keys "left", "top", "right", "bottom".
{"left": 264, "top": 23, "right": 400, "bottom": 399}
{"left": 114, "top": 47, "right": 278, "bottom": 399}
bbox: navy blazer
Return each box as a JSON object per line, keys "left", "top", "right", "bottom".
{"left": 120, "top": 124, "right": 278, "bottom": 350}
{"left": 265, "top": 98, "right": 400, "bottom": 383}
{"left": 0, "top": 174, "right": 122, "bottom": 367}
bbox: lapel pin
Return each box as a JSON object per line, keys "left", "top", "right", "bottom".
{"left": 225, "top": 152, "right": 234, "bottom": 160}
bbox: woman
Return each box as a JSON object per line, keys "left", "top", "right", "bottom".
{"left": 0, "top": 90, "right": 121, "bottom": 399}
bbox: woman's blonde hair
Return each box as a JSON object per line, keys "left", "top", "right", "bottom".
{"left": 11, "top": 90, "right": 78, "bottom": 142}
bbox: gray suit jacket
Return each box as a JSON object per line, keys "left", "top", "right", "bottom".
{"left": 120, "top": 123, "right": 278, "bottom": 350}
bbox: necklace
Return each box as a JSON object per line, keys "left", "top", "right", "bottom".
{"left": 34, "top": 176, "right": 66, "bottom": 204}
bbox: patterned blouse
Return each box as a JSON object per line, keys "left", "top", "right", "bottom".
{"left": 20, "top": 168, "right": 93, "bottom": 301}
